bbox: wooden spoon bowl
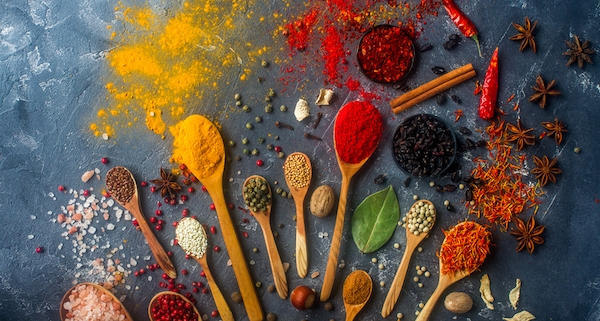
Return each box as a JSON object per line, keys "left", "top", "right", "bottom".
{"left": 381, "top": 199, "right": 436, "bottom": 317}
{"left": 343, "top": 270, "right": 373, "bottom": 321}
{"left": 243, "top": 175, "right": 288, "bottom": 299}
{"left": 283, "top": 152, "right": 312, "bottom": 278}
{"left": 60, "top": 282, "right": 133, "bottom": 321}
{"left": 148, "top": 291, "right": 201, "bottom": 321}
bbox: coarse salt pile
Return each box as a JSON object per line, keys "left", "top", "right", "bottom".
{"left": 63, "top": 284, "right": 128, "bottom": 321}
{"left": 175, "top": 218, "right": 208, "bottom": 259}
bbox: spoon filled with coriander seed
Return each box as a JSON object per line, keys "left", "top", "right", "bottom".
{"left": 283, "top": 152, "right": 312, "bottom": 278}
{"left": 175, "top": 217, "right": 234, "bottom": 321}
{"left": 382, "top": 199, "right": 436, "bottom": 318}
{"left": 243, "top": 175, "right": 288, "bottom": 299}
{"left": 105, "top": 166, "right": 176, "bottom": 279}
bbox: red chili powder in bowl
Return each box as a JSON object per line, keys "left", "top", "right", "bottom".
{"left": 357, "top": 25, "right": 415, "bottom": 84}
{"left": 334, "top": 101, "right": 384, "bottom": 164}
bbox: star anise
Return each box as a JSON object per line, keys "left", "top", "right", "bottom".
{"left": 529, "top": 75, "right": 561, "bottom": 108}
{"left": 509, "top": 17, "right": 538, "bottom": 53}
{"left": 150, "top": 167, "right": 182, "bottom": 199}
{"left": 531, "top": 155, "right": 561, "bottom": 186}
{"left": 506, "top": 119, "right": 535, "bottom": 151}
{"left": 541, "top": 118, "right": 568, "bottom": 145}
{"left": 563, "top": 35, "right": 595, "bottom": 68}
{"left": 510, "top": 216, "right": 545, "bottom": 254}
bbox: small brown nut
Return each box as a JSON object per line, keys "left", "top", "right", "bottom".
{"left": 310, "top": 185, "right": 335, "bottom": 218}
{"left": 444, "top": 291, "right": 473, "bottom": 314}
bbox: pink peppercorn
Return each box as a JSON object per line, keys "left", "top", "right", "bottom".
{"left": 58, "top": 185, "right": 66, "bottom": 192}
{"left": 210, "top": 204, "right": 216, "bottom": 211}
{"left": 274, "top": 146, "right": 282, "bottom": 152}
{"left": 210, "top": 226, "right": 217, "bottom": 234}
{"left": 213, "top": 246, "right": 220, "bottom": 252}
{"left": 212, "top": 310, "right": 219, "bottom": 317}
{"left": 182, "top": 208, "right": 189, "bottom": 217}
{"left": 202, "top": 288, "right": 209, "bottom": 294}
{"left": 82, "top": 190, "right": 90, "bottom": 197}
{"left": 149, "top": 217, "right": 158, "bottom": 224}
{"left": 155, "top": 224, "right": 163, "bottom": 231}
{"left": 101, "top": 157, "right": 109, "bottom": 164}
{"left": 188, "top": 187, "right": 195, "bottom": 193}
{"left": 242, "top": 231, "right": 249, "bottom": 238}
{"left": 256, "top": 159, "right": 264, "bottom": 167}
{"left": 200, "top": 271, "right": 206, "bottom": 278}
{"left": 150, "top": 186, "right": 157, "bottom": 193}
{"left": 35, "top": 246, "right": 43, "bottom": 253}
{"left": 141, "top": 181, "right": 147, "bottom": 187}
{"left": 155, "top": 209, "right": 163, "bottom": 216}
{"left": 132, "top": 220, "right": 139, "bottom": 227}
{"left": 181, "top": 195, "right": 188, "bottom": 202}
{"left": 201, "top": 185, "right": 207, "bottom": 192}
{"left": 182, "top": 269, "right": 188, "bottom": 275}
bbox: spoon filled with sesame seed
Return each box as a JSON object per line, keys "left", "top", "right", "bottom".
{"left": 243, "top": 175, "right": 288, "bottom": 299}
{"left": 283, "top": 152, "right": 312, "bottom": 278}
{"left": 381, "top": 199, "right": 436, "bottom": 318}
{"left": 105, "top": 166, "right": 177, "bottom": 279}
{"left": 175, "top": 217, "right": 234, "bottom": 321}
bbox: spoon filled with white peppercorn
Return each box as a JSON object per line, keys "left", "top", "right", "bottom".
{"left": 105, "top": 166, "right": 176, "bottom": 279}
{"left": 382, "top": 199, "right": 436, "bottom": 317}
{"left": 175, "top": 217, "right": 233, "bottom": 321}
{"left": 243, "top": 175, "right": 288, "bottom": 299}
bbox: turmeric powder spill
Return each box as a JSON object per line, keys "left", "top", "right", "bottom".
{"left": 171, "top": 115, "right": 224, "bottom": 179}
{"left": 91, "top": 0, "right": 266, "bottom": 138}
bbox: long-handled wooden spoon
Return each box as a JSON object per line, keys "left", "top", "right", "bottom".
{"left": 415, "top": 221, "right": 491, "bottom": 321}
{"left": 243, "top": 175, "right": 288, "bottom": 299}
{"left": 175, "top": 217, "right": 234, "bottom": 321}
{"left": 321, "top": 102, "right": 383, "bottom": 302}
{"left": 60, "top": 282, "right": 133, "bottom": 321}
{"left": 381, "top": 200, "right": 437, "bottom": 317}
{"left": 148, "top": 291, "right": 201, "bottom": 321}
{"left": 343, "top": 270, "right": 372, "bottom": 321}
{"left": 283, "top": 152, "right": 312, "bottom": 278}
{"left": 105, "top": 166, "right": 176, "bottom": 279}
{"left": 178, "top": 115, "right": 263, "bottom": 321}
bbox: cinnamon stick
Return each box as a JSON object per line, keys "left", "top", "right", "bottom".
{"left": 390, "top": 63, "right": 475, "bottom": 113}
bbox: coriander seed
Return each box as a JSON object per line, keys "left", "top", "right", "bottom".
{"left": 242, "top": 105, "right": 250, "bottom": 112}
{"left": 246, "top": 123, "right": 253, "bottom": 130}
{"left": 261, "top": 60, "right": 268, "bottom": 67}
{"left": 242, "top": 137, "right": 249, "bottom": 145}
{"left": 228, "top": 140, "right": 235, "bottom": 147}
{"left": 265, "top": 104, "right": 273, "bottom": 113}
{"left": 234, "top": 93, "right": 241, "bottom": 100}
{"left": 280, "top": 105, "right": 287, "bottom": 112}
{"left": 255, "top": 116, "right": 262, "bottom": 123}
{"left": 251, "top": 149, "right": 259, "bottom": 156}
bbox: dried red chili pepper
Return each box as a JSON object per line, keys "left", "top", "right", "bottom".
{"left": 442, "top": 0, "right": 482, "bottom": 57}
{"left": 478, "top": 47, "right": 499, "bottom": 120}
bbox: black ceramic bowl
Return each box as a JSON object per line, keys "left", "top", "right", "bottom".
{"left": 357, "top": 24, "right": 416, "bottom": 84}
{"left": 391, "top": 114, "right": 457, "bottom": 177}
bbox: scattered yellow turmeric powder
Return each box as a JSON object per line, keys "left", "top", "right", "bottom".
{"left": 92, "top": 0, "right": 267, "bottom": 139}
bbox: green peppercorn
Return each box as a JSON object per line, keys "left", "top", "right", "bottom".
{"left": 252, "top": 149, "right": 259, "bottom": 156}
{"left": 275, "top": 188, "right": 283, "bottom": 194}
{"left": 246, "top": 123, "right": 253, "bottom": 130}
{"left": 261, "top": 60, "right": 268, "bottom": 67}
{"left": 258, "top": 137, "right": 265, "bottom": 144}
{"left": 281, "top": 191, "right": 287, "bottom": 198}
{"left": 234, "top": 93, "right": 241, "bottom": 101}
{"left": 265, "top": 104, "right": 273, "bottom": 113}
{"left": 255, "top": 116, "right": 262, "bottom": 123}
{"left": 267, "top": 88, "right": 276, "bottom": 98}
{"left": 280, "top": 105, "right": 287, "bottom": 112}
{"left": 243, "top": 149, "right": 250, "bottom": 155}
{"left": 242, "top": 105, "right": 250, "bottom": 112}
{"left": 266, "top": 144, "right": 274, "bottom": 150}
{"left": 277, "top": 151, "right": 285, "bottom": 158}
{"left": 241, "top": 137, "right": 249, "bottom": 145}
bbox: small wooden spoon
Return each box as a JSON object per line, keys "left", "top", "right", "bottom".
{"left": 180, "top": 115, "right": 263, "bottom": 320}
{"left": 321, "top": 109, "right": 381, "bottom": 302}
{"left": 283, "top": 152, "right": 312, "bottom": 278}
{"left": 176, "top": 218, "right": 234, "bottom": 321}
{"left": 343, "top": 270, "right": 373, "bottom": 321}
{"left": 148, "top": 291, "right": 201, "bottom": 321}
{"left": 243, "top": 175, "right": 288, "bottom": 299}
{"left": 105, "top": 166, "right": 176, "bottom": 279}
{"left": 381, "top": 200, "right": 437, "bottom": 317}
{"left": 60, "top": 282, "right": 133, "bottom": 321}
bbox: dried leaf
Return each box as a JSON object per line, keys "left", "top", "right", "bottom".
{"left": 479, "top": 274, "right": 494, "bottom": 310}
{"left": 503, "top": 310, "right": 536, "bottom": 321}
{"left": 509, "top": 279, "right": 522, "bottom": 309}
{"left": 351, "top": 185, "right": 400, "bottom": 253}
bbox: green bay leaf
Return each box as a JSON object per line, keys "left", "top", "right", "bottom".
{"left": 351, "top": 185, "right": 400, "bottom": 253}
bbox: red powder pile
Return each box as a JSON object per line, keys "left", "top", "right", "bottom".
{"left": 334, "top": 101, "right": 384, "bottom": 164}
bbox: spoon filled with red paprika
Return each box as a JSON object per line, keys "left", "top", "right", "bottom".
{"left": 321, "top": 101, "right": 383, "bottom": 302}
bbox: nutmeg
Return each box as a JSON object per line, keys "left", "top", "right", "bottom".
{"left": 309, "top": 185, "right": 335, "bottom": 218}
{"left": 444, "top": 291, "right": 473, "bottom": 314}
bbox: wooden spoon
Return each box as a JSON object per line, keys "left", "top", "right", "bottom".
{"left": 179, "top": 115, "right": 263, "bottom": 321}
{"left": 105, "top": 166, "right": 176, "bottom": 279}
{"left": 342, "top": 270, "right": 373, "bottom": 321}
{"left": 283, "top": 152, "right": 312, "bottom": 278}
{"left": 243, "top": 175, "right": 288, "bottom": 299}
{"left": 148, "top": 291, "right": 201, "bottom": 321}
{"left": 176, "top": 218, "right": 234, "bottom": 321}
{"left": 320, "top": 109, "right": 381, "bottom": 302}
{"left": 381, "top": 199, "right": 437, "bottom": 317}
{"left": 60, "top": 282, "right": 133, "bottom": 321}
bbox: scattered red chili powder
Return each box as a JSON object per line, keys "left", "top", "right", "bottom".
{"left": 334, "top": 101, "right": 383, "bottom": 164}
{"left": 466, "top": 121, "right": 543, "bottom": 229}
{"left": 438, "top": 221, "right": 492, "bottom": 276}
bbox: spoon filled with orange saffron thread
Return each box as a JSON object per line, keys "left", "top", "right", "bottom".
{"left": 321, "top": 101, "right": 383, "bottom": 302}
{"left": 283, "top": 152, "right": 312, "bottom": 278}
{"left": 343, "top": 270, "right": 373, "bottom": 321}
{"left": 105, "top": 166, "right": 176, "bottom": 279}
{"left": 415, "top": 221, "right": 492, "bottom": 321}
{"left": 382, "top": 199, "right": 436, "bottom": 317}
{"left": 60, "top": 282, "right": 133, "bottom": 321}
{"left": 243, "top": 175, "right": 288, "bottom": 299}
{"left": 175, "top": 217, "right": 234, "bottom": 321}
{"left": 148, "top": 291, "right": 201, "bottom": 321}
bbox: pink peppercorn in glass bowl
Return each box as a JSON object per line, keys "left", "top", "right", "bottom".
{"left": 357, "top": 24, "right": 416, "bottom": 84}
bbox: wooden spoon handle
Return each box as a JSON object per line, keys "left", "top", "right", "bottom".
{"left": 260, "top": 220, "right": 289, "bottom": 299}
{"left": 381, "top": 241, "right": 418, "bottom": 317}
{"left": 321, "top": 175, "right": 351, "bottom": 302}
{"left": 198, "top": 259, "right": 235, "bottom": 321}
{"left": 129, "top": 205, "right": 177, "bottom": 279}
{"left": 295, "top": 201, "right": 308, "bottom": 278}
{"left": 345, "top": 306, "right": 359, "bottom": 321}
{"left": 415, "top": 275, "right": 453, "bottom": 321}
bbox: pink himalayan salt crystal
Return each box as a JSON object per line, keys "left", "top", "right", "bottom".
{"left": 64, "top": 284, "right": 127, "bottom": 321}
